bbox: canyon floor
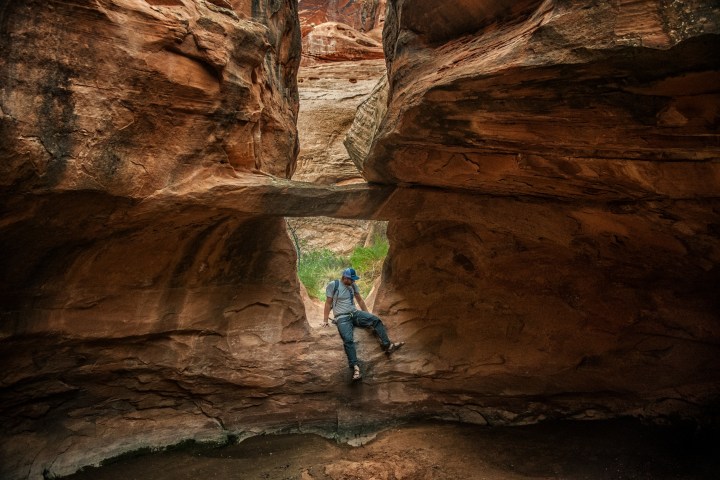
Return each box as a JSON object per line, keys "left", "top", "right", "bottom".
{"left": 61, "top": 419, "right": 718, "bottom": 480}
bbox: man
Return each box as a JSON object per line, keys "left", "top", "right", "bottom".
{"left": 322, "top": 267, "right": 404, "bottom": 381}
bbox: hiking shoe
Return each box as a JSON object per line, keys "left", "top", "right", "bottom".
{"left": 385, "top": 342, "right": 405, "bottom": 354}
{"left": 352, "top": 365, "right": 362, "bottom": 381}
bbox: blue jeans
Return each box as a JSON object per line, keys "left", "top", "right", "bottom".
{"left": 336, "top": 310, "right": 391, "bottom": 368}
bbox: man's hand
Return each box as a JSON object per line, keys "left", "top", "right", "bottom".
{"left": 322, "top": 320, "right": 330, "bottom": 327}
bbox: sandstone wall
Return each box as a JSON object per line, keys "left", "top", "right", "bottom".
{"left": 1, "top": 0, "right": 301, "bottom": 192}
{"left": 299, "top": 1, "right": 386, "bottom": 63}
{"left": 291, "top": 3, "right": 388, "bottom": 262}
{"left": 2, "top": 1, "right": 720, "bottom": 478}
{"left": 294, "top": 59, "right": 386, "bottom": 184}
{"left": 0, "top": 1, "right": 305, "bottom": 478}
{"left": 357, "top": 0, "right": 720, "bottom": 427}
{"left": 298, "top": 0, "right": 385, "bottom": 35}
{"left": 368, "top": 0, "right": 720, "bottom": 196}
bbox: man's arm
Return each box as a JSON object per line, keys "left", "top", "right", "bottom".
{"left": 355, "top": 291, "right": 369, "bottom": 312}
{"left": 322, "top": 297, "right": 333, "bottom": 326}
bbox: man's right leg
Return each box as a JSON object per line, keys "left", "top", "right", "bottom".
{"left": 336, "top": 317, "right": 358, "bottom": 368}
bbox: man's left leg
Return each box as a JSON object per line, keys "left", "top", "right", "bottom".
{"left": 353, "top": 311, "right": 393, "bottom": 349}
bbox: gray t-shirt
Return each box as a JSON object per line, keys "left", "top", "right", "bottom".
{"left": 326, "top": 280, "right": 359, "bottom": 316}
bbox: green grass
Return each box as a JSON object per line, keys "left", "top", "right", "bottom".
{"left": 350, "top": 235, "right": 389, "bottom": 294}
{"left": 297, "top": 235, "right": 389, "bottom": 300}
{"left": 297, "top": 248, "right": 347, "bottom": 299}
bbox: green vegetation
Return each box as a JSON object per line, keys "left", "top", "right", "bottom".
{"left": 297, "top": 235, "right": 389, "bottom": 300}
{"left": 297, "top": 248, "right": 347, "bottom": 299}
{"left": 350, "top": 236, "right": 389, "bottom": 285}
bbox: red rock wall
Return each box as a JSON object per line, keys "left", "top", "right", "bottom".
{"left": 0, "top": 0, "right": 300, "bottom": 193}
{"left": 361, "top": 0, "right": 720, "bottom": 427}
{"left": 299, "top": 0, "right": 385, "bottom": 34}
{"left": 0, "top": 1, "right": 305, "bottom": 478}
{"left": 371, "top": 0, "right": 720, "bottom": 196}
{"left": 299, "top": 1, "right": 386, "bottom": 63}
{"left": 2, "top": 0, "right": 720, "bottom": 478}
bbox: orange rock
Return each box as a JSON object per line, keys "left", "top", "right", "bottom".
{"left": 0, "top": 0, "right": 301, "bottom": 196}
{"left": 370, "top": 0, "right": 720, "bottom": 199}
{"left": 302, "top": 22, "right": 385, "bottom": 64}
{"left": 299, "top": 0, "right": 386, "bottom": 36}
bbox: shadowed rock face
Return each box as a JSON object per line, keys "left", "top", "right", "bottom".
{"left": 1, "top": 0, "right": 720, "bottom": 479}
{"left": 0, "top": 1, "right": 305, "bottom": 478}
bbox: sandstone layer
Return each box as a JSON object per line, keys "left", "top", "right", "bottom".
{"left": 2, "top": 1, "right": 720, "bottom": 479}
{"left": 291, "top": 56, "right": 387, "bottom": 261}
{"left": 302, "top": 21, "right": 384, "bottom": 63}
{"left": 294, "top": 59, "right": 386, "bottom": 184}
{"left": 352, "top": 0, "right": 720, "bottom": 431}
{"left": 1, "top": 0, "right": 301, "bottom": 192}
{"left": 359, "top": 0, "right": 720, "bottom": 199}
{"left": 0, "top": 1, "right": 303, "bottom": 478}
{"left": 299, "top": 1, "right": 386, "bottom": 64}
{"left": 298, "top": 0, "right": 385, "bottom": 37}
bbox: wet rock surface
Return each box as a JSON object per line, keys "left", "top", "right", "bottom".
{"left": 61, "top": 420, "right": 720, "bottom": 480}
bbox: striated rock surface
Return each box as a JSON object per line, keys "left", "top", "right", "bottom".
{"left": 1, "top": 0, "right": 301, "bottom": 192}
{"left": 302, "top": 21, "right": 384, "bottom": 63}
{"left": 358, "top": 0, "right": 720, "bottom": 434}
{"left": 2, "top": 1, "right": 720, "bottom": 479}
{"left": 345, "top": 73, "right": 387, "bottom": 172}
{"left": 294, "top": 59, "right": 386, "bottom": 184}
{"left": 1, "top": 1, "right": 303, "bottom": 479}
{"left": 299, "top": 1, "right": 386, "bottom": 64}
{"left": 366, "top": 0, "right": 720, "bottom": 199}
{"left": 291, "top": 5, "right": 387, "bottom": 260}
{"left": 298, "top": 0, "right": 386, "bottom": 37}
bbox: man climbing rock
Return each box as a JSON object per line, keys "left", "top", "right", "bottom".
{"left": 322, "top": 267, "right": 404, "bottom": 381}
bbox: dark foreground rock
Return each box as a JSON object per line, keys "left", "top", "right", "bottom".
{"left": 61, "top": 420, "right": 720, "bottom": 480}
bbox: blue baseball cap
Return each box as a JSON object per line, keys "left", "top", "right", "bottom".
{"left": 342, "top": 268, "right": 360, "bottom": 281}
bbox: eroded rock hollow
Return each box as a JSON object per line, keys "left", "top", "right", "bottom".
{"left": 1, "top": 1, "right": 719, "bottom": 479}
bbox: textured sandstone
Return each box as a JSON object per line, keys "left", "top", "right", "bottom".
{"left": 369, "top": 0, "right": 720, "bottom": 199}
{"left": 294, "top": 59, "right": 386, "bottom": 184}
{"left": 302, "top": 21, "right": 384, "bottom": 63}
{"left": 298, "top": 1, "right": 386, "bottom": 65}
{"left": 0, "top": 1, "right": 303, "bottom": 479}
{"left": 2, "top": 1, "right": 720, "bottom": 479}
{"left": 298, "top": 0, "right": 385, "bottom": 37}
{"left": 0, "top": 0, "right": 301, "bottom": 195}
{"left": 287, "top": 216, "right": 385, "bottom": 255}
{"left": 345, "top": 73, "right": 387, "bottom": 172}
{"left": 361, "top": 0, "right": 720, "bottom": 434}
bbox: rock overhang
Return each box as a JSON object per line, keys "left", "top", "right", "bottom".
{"left": 2, "top": 1, "right": 720, "bottom": 479}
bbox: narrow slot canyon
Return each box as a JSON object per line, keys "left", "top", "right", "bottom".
{"left": 1, "top": 1, "right": 719, "bottom": 479}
